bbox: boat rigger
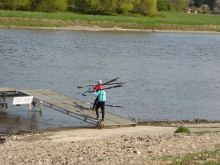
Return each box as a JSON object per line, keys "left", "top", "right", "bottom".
{"left": 0, "top": 87, "right": 136, "bottom": 128}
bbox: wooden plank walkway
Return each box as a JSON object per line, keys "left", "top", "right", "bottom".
{"left": 19, "top": 89, "right": 136, "bottom": 128}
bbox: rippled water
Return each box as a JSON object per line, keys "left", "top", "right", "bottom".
{"left": 0, "top": 29, "right": 220, "bottom": 131}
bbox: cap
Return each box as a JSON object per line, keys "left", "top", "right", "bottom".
{"left": 98, "top": 80, "right": 102, "bottom": 84}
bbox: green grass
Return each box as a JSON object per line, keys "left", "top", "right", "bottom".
{"left": 158, "top": 146, "right": 220, "bottom": 165}
{"left": 193, "top": 130, "right": 220, "bottom": 136}
{"left": 172, "top": 148, "right": 220, "bottom": 165}
{"left": 0, "top": 10, "right": 220, "bottom": 31}
{"left": 175, "top": 127, "right": 190, "bottom": 134}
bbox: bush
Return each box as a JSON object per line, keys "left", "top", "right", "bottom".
{"left": 15, "top": 0, "right": 31, "bottom": 10}
{"left": 98, "top": 0, "right": 117, "bottom": 14}
{"left": 0, "top": 2, "right": 3, "bottom": 9}
{"left": 0, "top": 0, "right": 16, "bottom": 10}
{"left": 38, "top": 0, "right": 67, "bottom": 12}
{"left": 67, "top": 0, "right": 76, "bottom": 11}
{"left": 172, "top": 0, "right": 189, "bottom": 11}
{"left": 74, "top": 0, "right": 89, "bottom": 12}
{"left": 147, "top": 0, "right": 157, "bottom": 15}
{"left": 132, "top": 0, "right": 140, "bottom": 13}
{"left": 116, "top": 0, "right": 134, "bottom": 14}
{"left": 138, "top": 0, "right": 157, "bottom": 16}
{"left": 175, "top": 126, "right": 190, "bottom": 134}
{"left": 88, "top": 0, "right": 101, "bottom": 13}
{"left": 74, "top": 0, "right": 116, "bottom": 14}
{"left": 0, "top": 0, "right": 31, "bottom": 10}
{"left": 30, "top": 0, "right": 42, "bottom": 11}
{"left": 157, "top": 0, "right": 173, "bottom": 11}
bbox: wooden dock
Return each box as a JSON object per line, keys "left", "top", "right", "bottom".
{"left": 0, "top": 87, "right": 17, "bottom": 96}
{"left": 0, "top": 88, "right": 136, "bottom": 128}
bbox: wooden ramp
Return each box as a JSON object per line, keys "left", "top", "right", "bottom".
{"left": 0, "top": 87, "right": 16, "bottom": 92}
{"left": 19, "top": 89, "right": 136, "bottom": 128}
{"left": 0, "top": 87, "right": 17, "bottom": 96}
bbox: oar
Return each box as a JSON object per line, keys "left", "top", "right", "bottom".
{"left": 103, "top": 77, "right": 120, "bottom": 85}
{"left": 103, "top": 84, "right": 123, "bottom": 90}
{"left": 77, "top": 77, "right": 120, "bottom": 89}
{"left": 105, "top": 82, "right": 126, "bottom": 85}
{"left": 77, "top": 84, "right": 93, "bottom": 89}
{"left": 77, "top": 82, "right": 125, "bottom": 89}
{"left": 85, "top": 85, "right": 123, "bottom": 94}
{"left": 86, "top": 103, "right": 125, "bottom": 109}
{"left": 105, "top": 104, "right": 125, "bottom": 108}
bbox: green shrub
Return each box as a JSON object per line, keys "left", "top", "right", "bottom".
{"left": 172, "top": 0, "right": 189, "bottom": 11}
{"left": 38, "top": 0, "right": 68, "bottom": 12}
{"left": 116, "top": 0, "right": 134, "bottom": 14}
{"left": 0, "top": 0, "right": 31, "bottom": 10}
{"left": 147, "top": 0, "right": 157, "bottom": 15}
{"left": 74, "top": 0, "right": 116, "bottom": 14}
{"left": 74, "top": 0, "right": 89, "bottom": 12}
{"left": 157, "top": 0, "right": 173, "bottom": 11}
{"left": 88, "top": 0, "right": 101, "bottom": 13}
{"left": 132, "top": 0, "right": 140, "bottom": 13}
{"left": 0, "top": 2, "right": 3, "bottom": 9}
{"left": 15, "top": 0, "right": 31, "bottom": 10}
{"left": 67, "top": 0, "right": 76, "bottom": 11}
{"left": 30, "top": 0, "right": 42, "bottom": 11}
{"left": 0, "top": 0, "right": 16, "bottom": 10}
{"left": 175, "top": 126, "right": 190, "bottom": 134}
{"left": 98, "top": 0, "right": 117, "bottom": 14}
{"left": 130, "top": 0, "right": 159, "bottom": 16}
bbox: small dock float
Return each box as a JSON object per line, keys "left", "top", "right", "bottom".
{"left": 0, "top": 88, "right": 136, "bottom": 128}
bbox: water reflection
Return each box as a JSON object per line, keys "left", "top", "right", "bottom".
{"left": 28, "top": 110, "right": 42, "bottom": 130}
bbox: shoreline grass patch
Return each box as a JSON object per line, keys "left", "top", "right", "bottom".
{"left": 175, "top": 126, "right": 190, "bottom": 134}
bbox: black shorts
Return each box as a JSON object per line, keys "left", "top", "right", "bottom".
{"left": 96, "top": 101, "right": 105, "bottom": 110}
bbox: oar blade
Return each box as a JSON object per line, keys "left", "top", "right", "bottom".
{"left": 103, "top": 77, "right": 120, "bottom": 85}
{"left": 104, "top": 84, "right": 123, "bottom": 90}
{"left": 77, "top": 86, "right": 84, "bottom": 89}
{"left": 105, "top": 104, "right": 125, "bottom": 108}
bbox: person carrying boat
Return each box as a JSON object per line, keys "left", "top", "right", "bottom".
{"left": 94, "top": 81, "right": 106, "bottom": 121}
{"left": 92, "top": 80, "right": 104, "bottom": 110}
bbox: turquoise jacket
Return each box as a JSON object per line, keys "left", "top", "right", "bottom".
{"left": 95, "top": 90, "right": 106, "bottom": 102}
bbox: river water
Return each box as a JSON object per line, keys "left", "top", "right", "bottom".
{"left": 0, "top": 29, "right": 220, "bottom": 131}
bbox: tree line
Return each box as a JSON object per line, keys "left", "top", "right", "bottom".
{"left": 0, "top": 0, "right": 219, "bottom": 14}
{"left": 0, "top": 0, "right": 157, "bottom": 15}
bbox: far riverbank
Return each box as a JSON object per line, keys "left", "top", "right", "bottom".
{"left": 1, "top": 10, "right": 220, "bottom": 33}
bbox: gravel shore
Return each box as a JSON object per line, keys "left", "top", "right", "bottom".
{"left": 0, "top": 125, "right": 220, "bottom": 165}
